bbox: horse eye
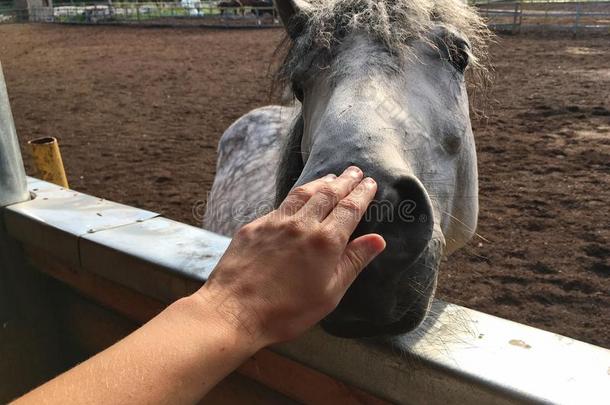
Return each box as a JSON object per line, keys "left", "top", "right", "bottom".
{"left": 448, "top": 38, "right": 470, "bottom": 73}
{"left": 442, "top": 133, "right": 463, "bottom": 154}
{"left": 292, "top": 82, "right": 304, "bottom": 102}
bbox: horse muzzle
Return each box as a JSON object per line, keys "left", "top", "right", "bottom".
{"left": 320, "top": 174, "right": 444, "bottom": 338}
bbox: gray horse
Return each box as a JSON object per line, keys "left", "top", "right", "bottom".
{"left": 204, "top": 0, "right": 489, "bottom": 338}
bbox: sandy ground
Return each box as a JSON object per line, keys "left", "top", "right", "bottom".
{"left": 0, "top": 24, "right": 608, "bottom": 347}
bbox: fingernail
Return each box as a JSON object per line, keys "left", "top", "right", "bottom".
{"left": 363, "top": 177, "right": 376, "bottom": 188}
{"left": 324, "top": 174, "right": 337, "bottom": 182}
{"left": 345, "top": 166, "right": 362, "bottom": 177}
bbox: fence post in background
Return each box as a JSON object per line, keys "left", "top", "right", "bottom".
{"left": 517, "top": 2, "right": 523, "bottom": 34}
{"left": 108, "top": 0, "right": 114, "bottom": 21}
{"left": 12, "top": 0, "right": 28, "bottom": 22}
{"left": 512, "top": 2, "right": 519, "bottom": 34}
{"left": 543, "top": 2, "right": 549, "bottom": 33}
{"left": 574, "top": 2, "right": 582, "bottom": 35}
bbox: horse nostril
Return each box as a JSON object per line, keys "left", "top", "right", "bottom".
{"left": 347, "top": 174, "right": 435, "bottom": 279}
{"left": 355, "top": 174, "right": 434, "bottom": 264}
{"left": 386, "top": 175, "right": 434, "bottom": 242}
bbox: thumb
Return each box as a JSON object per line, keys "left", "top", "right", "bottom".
{"left": 335, "top": 234, "right": 386, "bottom": 291}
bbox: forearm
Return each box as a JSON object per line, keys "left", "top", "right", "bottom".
{"left": 13, "top": 292, "right": 260, "bottom": 405}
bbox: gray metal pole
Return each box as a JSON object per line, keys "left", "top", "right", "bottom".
{"left": 0, "top": 62, "right": 29, "bottom": 208}
{"left": 0, "top": 59, "right": 30, "bottom": 323}
{"left": 0, "top": 58, "right": 29, "bottom": 340}
{"left": 0, "top": 62, "right": 63, "bottom": 402}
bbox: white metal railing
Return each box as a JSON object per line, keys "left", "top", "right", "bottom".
{"left": 3, "top": 176, "right": 610, "bottom": 404}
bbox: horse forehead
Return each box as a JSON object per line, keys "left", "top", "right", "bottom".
{"left": 327, "top": 40, "right": 453, "bottom": 114}
{"left": 332, "top": 34, "right": 400, "bottom": 78}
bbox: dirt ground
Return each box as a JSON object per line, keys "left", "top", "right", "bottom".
{"left": 0, "top": 24, "right": 608, "bottom": 348}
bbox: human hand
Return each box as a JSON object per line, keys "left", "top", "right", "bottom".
{"left": 198, "top": 166, "right": 386, "bottom": 348}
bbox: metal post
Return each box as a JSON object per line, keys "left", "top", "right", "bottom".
{"left": 513, "top": 2, "right": 519, "bottom": 34}
{"left": 1, "top": 59, "right": 30, "bottom": 325}
{"left": 574, "top": 2, "right": 582, "bottom": 36}
{"left": 1, "top": 60, "right": 30, "bottom": 315}
{"left": 1, "top": 62, "right": 64, "bottom": 402}
{"left": 0, "top": 62, "right": 29, "bottom": 208}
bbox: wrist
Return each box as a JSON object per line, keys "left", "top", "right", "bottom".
{"left": 183, "top": 288, "right": 268, "bottom": 355}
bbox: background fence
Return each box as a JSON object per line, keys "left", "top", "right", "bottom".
{"left": 475, "top": 1, "right": 610, "bottom": 33}
{"left": 1, "top": 1, "right": 281, "bottom": 27}
{"left": 0, "top": 0, "right": 27, "bottom": 22}
{"left": 1, "top": 1, "right": 609, "bottom": 32}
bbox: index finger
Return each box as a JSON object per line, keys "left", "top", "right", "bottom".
{"left": 323, "top": 177, "right": 377, "bottom": 240}
{"left": 276, "top": 174, "right": 337, "bottom": 217}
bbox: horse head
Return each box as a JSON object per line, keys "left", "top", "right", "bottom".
{"left": 273, "top": 0, "right": 489, "bottom": 337}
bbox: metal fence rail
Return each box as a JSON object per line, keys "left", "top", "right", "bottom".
{"left": 3, "top": 1, "right": 609, "bottom": 32}
{"left": 0, "top": 7, "right": 28, "bottom": 23}
{"left": 477, "top": 1, "right": 610, "bottom": 33}
{"left": 18, "top": 2, "right": 282, "bottom": 28}
{"left": 3, "top": 176, "right": 610, "bottom": 404}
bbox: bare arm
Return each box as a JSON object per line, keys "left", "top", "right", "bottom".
{"left": 14, "top": 294, "right": 259, "bottom": 405}
{"left": 13, "top": 166, "right": 385, "bottom": 405}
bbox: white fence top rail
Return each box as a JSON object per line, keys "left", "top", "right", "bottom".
{"left": 3, "top": 177, "right": 610, "bottom": 404}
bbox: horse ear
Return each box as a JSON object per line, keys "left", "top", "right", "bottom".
{"left": 274, "top": 0, "right": 311, "bottom": 39}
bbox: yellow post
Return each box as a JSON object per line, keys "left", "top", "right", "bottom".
{"left": 28, "top": 137, "right": 69, "bottom": 188}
